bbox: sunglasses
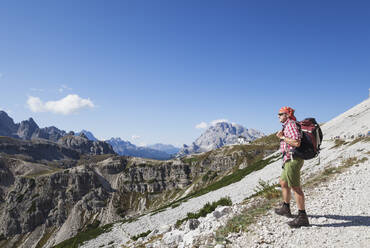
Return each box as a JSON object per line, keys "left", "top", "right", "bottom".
{"left": 278, "top": 113, "right": 285, "bottom": 116}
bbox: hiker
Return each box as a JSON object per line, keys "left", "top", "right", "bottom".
{"left": 274, "top": 106, "right": 309, "bottom": 227}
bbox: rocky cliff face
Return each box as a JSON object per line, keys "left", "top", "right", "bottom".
{"left": 58, "top": 134, "right": 116, "bottom": 156}
{"left": 0, "top": 153, "right": 194, "bottom": 247}
{"left": 0, "top": 166, "right": 109, "bottom": 236}
{"left": 16, "top": 118, "right": 39, "bottom": 140}
{"left": 0, "top": 136, "right": 80, "bottom": 162}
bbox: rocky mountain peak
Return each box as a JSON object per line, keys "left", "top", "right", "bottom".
{"left": 58, "top": 135, "right": 115, "bottom": 155}
{"left": 0, "top": 111, "right": 18, "bottom": 136}
{"left": 76, "top": 130, "right": 98, "bottom": 141}
{"left": 17, "top": 118, "right": 40, "bottom": 140}
{"left": 177, "top": 121, "right": 264, "bottom": 156}
{"left": 78, "top": 132, "right": 88, "bottom": 139}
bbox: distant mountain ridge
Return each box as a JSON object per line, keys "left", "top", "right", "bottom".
{"left": 0, "top": 110, "right": 180, "bottom": 160}
{"left": 74, "top": 131, "right": 180, "bottom": 160}
{"left": 146, "top": 143, "right": 180, "bottom": 155}
{"left": 0, "top": 111, "right": 115, "bottom": 155}
{"left": 106, "top": 138, "right": 173, "bottom": 160}
{"left": 0, "top": 111, "right": 66, "bottom": 141}
{"left": 177, "top": 122, "right": 264, "bottom": 156}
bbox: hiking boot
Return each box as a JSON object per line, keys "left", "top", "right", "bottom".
{"left": 287, "top": 212, "right": 310, "bottom": 228}
{"left": 274, "top": 203, "right": 292, "bottom": 217}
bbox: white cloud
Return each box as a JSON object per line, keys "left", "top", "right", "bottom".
{"left": 210, "top": 119, "right": 229, "bottom": 126}
{"left": 195, "top": 122, "right": 208, "bottom": 129}
{"left": 58, "top": 84, "right": 72, "bottom": 93}
{"left": 27, "top": 94, "right": 95, "bottom": 115}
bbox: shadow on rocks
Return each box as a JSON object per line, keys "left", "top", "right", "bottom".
{"left": 309, "top": 214, "right": 370, "bottom": 228}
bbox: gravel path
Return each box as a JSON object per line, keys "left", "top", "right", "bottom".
{"left": 232, "top": 159, "right": 370, "bottom": 248}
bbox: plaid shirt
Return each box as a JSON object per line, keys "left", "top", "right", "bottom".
{"left": 280, "top": 119, "right": 301, "bottom": 163}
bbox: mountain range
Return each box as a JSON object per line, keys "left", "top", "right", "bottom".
{"left": 0, "top": 111, "right": 67, "bottom": 142}
{"left": 0, "top": 112, "right": 179, "bottom": 160}
{"left": 75, "top": 130, "right": 180, "bottom": 160}
{"left": 0, "top": 111, "right": 115, "bottom": 156}
{"left": 0, "top": 111, "right": 263, "bottom": 160}
{"left": 105, "top": 138, "right": 175, "bottom": 160}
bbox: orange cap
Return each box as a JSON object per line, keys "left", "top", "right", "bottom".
{"left": 279, "top": 106, "right": 297, "bottom": 121}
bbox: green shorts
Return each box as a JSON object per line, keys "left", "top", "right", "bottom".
{"left": 281, "top": 158, "right": 304, "bottom": 187}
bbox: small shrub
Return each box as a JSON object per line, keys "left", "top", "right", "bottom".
{"left": 86, "top": 220, "right": 100, "bottom": 230}
{"left": 216, "top": 200, "right": 272, "bottom": 242}
{"left": 175, "top": 197, "right": 232, "bottom": 228}
{"left": 116, "top": 207, "right": 125, "bottom": 217}
{"left": 358, "top": 157, "right": 368, "bottom": 163}
{"left": 323, "top": 167, "right": 338, "bottom": 175}
{"left": 16, "top": 194, "right": 24, "bottom": 203}
{"left": 182, "top": 157, "right": 198, "bottom": 165}
{"left": 0, "top": 234, "right": 6, "bottom": 241}
{"left": 35, "top": 228, "right": 55, "bottom": 248}
{"left": 150, "top": 208, "right": 166, "bottom": 216}
{"left": 331, "top": 139, "right": 347, "bottom": 149}
{"left": 121, "top": 216, "right": 139, "bottom": 224}
{"left": 342, "top": 157, "right": 368, "bottom": 167}
{"left": 27, "top": 201, "right": 36, "bottom": 213}
{"left": 171, "top": 202, "right": 181, "bottom": 209}
{"left": 349, "top": 136, "right": 370, "bottom": 146}
{"left": 202, "top": 171, "right": 218, "bottom": 182}
{"left": 209, "top": 171, "right": 218, "bottom": 181}
{"left": 253, "top": 180, "right": 281, "bottom": 200}
{"left": 202, "top": 173, "right": 209, "bottom": 182}
{"left": 30, "top": 178, "right": 36, "bottom": 186}
{"left": 131, "top": 230, "right": 151, "bottom": 241}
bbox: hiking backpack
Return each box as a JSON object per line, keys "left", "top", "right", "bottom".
{"left": 292, "top": 118, "right": 323, "bottom": 160}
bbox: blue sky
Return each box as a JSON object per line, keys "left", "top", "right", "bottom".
{"left": 0, "top": 0, "right": 369, "bottom": 147}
